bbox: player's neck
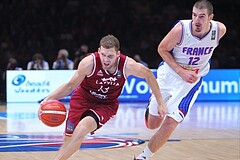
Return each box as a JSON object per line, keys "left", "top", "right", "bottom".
{"left": 106, "top": 66, "right": 117, "bottom": 74}
{"left": 107, "top": 58, "right": 119, "bottom": 74}
{"left": 192, "top": 23, "right": 211, "bottom": 38}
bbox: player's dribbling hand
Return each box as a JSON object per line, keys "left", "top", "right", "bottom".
{"left": 38, "top": 104, "right": 42, "bottom": 120}
{"left": 38, "top": 99, "right": 48, "bottom": 120}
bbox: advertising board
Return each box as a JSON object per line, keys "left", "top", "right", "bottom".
{"left": 6, "top": 69, "right": 240, "bottom": 102}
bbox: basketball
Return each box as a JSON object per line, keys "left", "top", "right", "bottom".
{"left": 39, "top": 100, "right": 67, "bottom": 127}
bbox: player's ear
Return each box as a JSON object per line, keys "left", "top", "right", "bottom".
{"left": 209, "top": 14, "right": 214, "bottom": 20}
{"left": 117, "top": 51, "right": 120, "bottom": 57}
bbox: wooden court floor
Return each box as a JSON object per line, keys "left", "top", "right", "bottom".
{"left": 0, "top": 101, "right": 239, "bottom": 160}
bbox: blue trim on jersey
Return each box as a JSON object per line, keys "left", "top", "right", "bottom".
{"left": 179, "top": 77, "right": 203, "bottom": 115}
{"left": 158, "top": 61, "right": 164, "bottom": 68}
{"left": 217, "top": 23, "right": 220, "bottom": 44}
{"left": 172, "top": 20, "right": 180, "bottom": 28}
{"left": 178, "top": 21, "right": 184, "bottom": 45}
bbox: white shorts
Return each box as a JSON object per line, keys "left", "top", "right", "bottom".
{"left": 148, "top": 64, "right": 202, "bottom": 122}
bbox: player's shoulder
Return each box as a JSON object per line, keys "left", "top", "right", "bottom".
{"left": 82, "top": 53, "right": 94, "bottom": 61}
{"left": 170, "top": 20, "right": 185, "bottom": 34}
{"left": 175, "top": 19, "right": 192, "bottom": 28}
{"left": 76, "top": 53, "right": 95, "bottom": 76}
{"left": 79, "top": 53, "right": 94, "bottom": 68}
{"left": 214, "top": 21, "right": 227, "bottom": 39}
{"left": 216, "top": 21, "right": 226, "bottom": 30}
{"left": 210, "top": 20, "right": 225, "bottom": 29}
{"left": 125, "top": 56, "right": 140, "bottom": 73}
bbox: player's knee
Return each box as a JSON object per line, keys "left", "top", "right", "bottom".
{"left": 72, "top": 126, "right": 89, "bottom": 141}
{"left": 147, "top": 118, "right": 163, "bottom": 129}
{"left": 147, "top": 124, "right": 159, "bottom": 130}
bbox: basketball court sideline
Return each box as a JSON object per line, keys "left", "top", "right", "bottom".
{"left": 0, "top": 101, "right": 239, "bottom": 160}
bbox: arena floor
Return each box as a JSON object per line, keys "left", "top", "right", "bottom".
{"left": 0, "top": 101, "right": 239, "bottom": 160}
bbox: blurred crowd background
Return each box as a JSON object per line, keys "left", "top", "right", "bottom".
{"left": 0, "top": 0, "right": 239, "bottom": 102}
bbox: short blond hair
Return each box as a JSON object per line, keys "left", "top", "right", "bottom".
{"left": 99, "top": 35, "right": 120, "bottom": 51}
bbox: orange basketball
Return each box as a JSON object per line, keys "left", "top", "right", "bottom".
{"left": 39, "top": 100, "right": 67, "bottom": 127}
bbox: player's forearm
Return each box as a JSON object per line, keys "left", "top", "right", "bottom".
{"left": 45, "top": 83, "right": 73, "bottom": 101}
{"left": 159, "top": 49, "right": 182, "bottom": 74}
{"left": 145, "top": 71, "right": 164, "bottom": 105}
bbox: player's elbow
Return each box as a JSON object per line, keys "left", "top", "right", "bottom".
{"left": 144, "top": 68, "right": 154, "bottom": 81}
{"left": 158, "top": 44, "right": 165, "bottom": 57}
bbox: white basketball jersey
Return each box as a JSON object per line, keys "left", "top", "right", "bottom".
{"left": 170, "top": 20, "right": 219, "bottom": 77}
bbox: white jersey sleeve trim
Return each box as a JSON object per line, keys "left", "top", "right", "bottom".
{"left": 87, "top": 53, "right": 96, "bottom": 78}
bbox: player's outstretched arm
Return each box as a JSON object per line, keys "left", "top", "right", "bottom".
{"left": 43, "top": 55, "right": 93, "bottom": 102}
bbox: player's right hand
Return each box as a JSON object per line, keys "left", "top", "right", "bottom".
{"left": 179, "top": 69, "right": 198, "bottom": 83}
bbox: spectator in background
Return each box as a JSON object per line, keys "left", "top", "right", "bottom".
{"left": 52, "top": 49, "right": 74, "bottom": 70}
{"left": 2, "top": 57, "right": 22, "bottom": 81}
{"left": 1, "top": 57, "right": 22, "bottom": 102}
{"left": 4, "top": 58, "right": 22, "bottom": 71}
{"left": 73, "top": 44, "right": 89, "bottom": 69}
{"left": 133, "top": 54, "right": 149, "bottom": 67}
{"left": 27, "top": 53, "right": 49, "bottom": 70}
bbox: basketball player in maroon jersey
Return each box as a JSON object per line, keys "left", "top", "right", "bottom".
{"left": 39, "top": 34, "right": 166, "bottom": 160}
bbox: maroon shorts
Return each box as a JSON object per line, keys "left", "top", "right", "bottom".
{"left": 65, "top": 97, "right": 119, "bottom": 136}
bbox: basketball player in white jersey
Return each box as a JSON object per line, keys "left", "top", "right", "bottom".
{"left": 134, "top": 0, "right": 226, "bottom": 159}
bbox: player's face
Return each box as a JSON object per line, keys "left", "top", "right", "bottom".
{"left": 192, "top": 7, "right": 213, "bottom": 34}
{"left": 98, "top": 46, "right": 119, "bottom": 70}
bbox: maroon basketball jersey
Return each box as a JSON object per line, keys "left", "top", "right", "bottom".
{"left": 75, "top": 52, "right": 127, "bottom": 103}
